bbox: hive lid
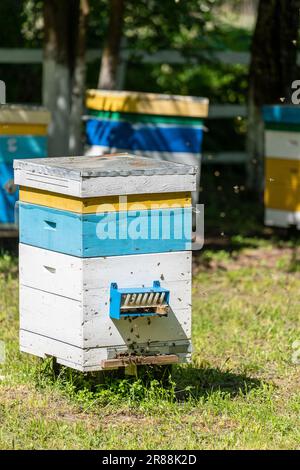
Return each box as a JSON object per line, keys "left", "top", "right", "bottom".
{"left": 14, "top": 153, "right": 197, "bottom": 177}
{"left": 14, "top": 153, "right": 197, "bottom": 197}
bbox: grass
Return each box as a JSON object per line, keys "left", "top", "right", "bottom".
{"left": 0, "top": 168, "right": 300, "bottom": 450}
{"left": 0, "top": 231, "right": 300, "bottom": 450}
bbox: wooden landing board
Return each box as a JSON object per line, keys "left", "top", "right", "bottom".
{"left": 19, "top": 187, "right": 191, "bottom": 213}
{"left": 86, "top": 89, "right": 209, "bottom": 118}
{"left": 101, "top": 354, "right": 179, "bottom": 369}
{"left": 19, "top": 203, "right": 192, "bottom": 257}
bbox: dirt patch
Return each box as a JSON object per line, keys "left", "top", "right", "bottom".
{"left": 193, "top": 246, "right": 300, "bottom": 273}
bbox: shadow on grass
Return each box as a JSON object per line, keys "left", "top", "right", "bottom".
{"left": 171, "top": 364, "right": 262, "bottom": 401}
{"left": 37, "top": 358, "right": 263, "bottom": 405}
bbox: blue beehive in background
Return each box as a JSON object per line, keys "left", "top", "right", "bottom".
{"left": 85, "top": 90, "right": 209, "bottom": 204}
{"left": 0, "top": 105, "right": 50, "bottom": 229}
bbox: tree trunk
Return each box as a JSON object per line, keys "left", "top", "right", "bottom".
{"left": 247, "top": 0, "right": 300, "bottom": 192}
{"left": 43, "top": 0, "right": 73, "bottom": 156}
{"left": 98, "top": 0, "right": 125, "bottom": 90}
{"left": 69, "top": 0, "right": 89, "bottom": 155}
{"left": 43, "top": 0, "right": 88, "bottom": 157}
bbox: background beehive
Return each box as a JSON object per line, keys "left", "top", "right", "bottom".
{"left": 14, "top": 154, "right": 196, "bottom": 371}
{"left": 85, "top": 90, "right": 209, "bottom": 205}
{"left": 263, "top": 105, "right": 300, "bottom": 229}
{"left": 0, "top": 105, "right": 50, "bottom": 228}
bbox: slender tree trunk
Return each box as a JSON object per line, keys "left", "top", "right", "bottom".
{"left": 247, "top": 0, "right": 300, "bottom": 192}
{"left": 69, "top": 0, "right": 89, "bottom": 155}
{"left": 43, "top": 0, "right": 73, "bottom": 156}
{"left": 43, "top": 0, "right": 88, "bottom": 157}
{"left": 98, "top": 0, "right": 125, "bottom": 90}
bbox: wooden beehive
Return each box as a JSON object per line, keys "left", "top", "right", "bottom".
{"left": 264, "top": 105, "right": 300, "bottom": 229}
{"left": 14, "top": 154, "right": 196, "bottom": 371}
{"left": 85, "top": 90, "right": 209, "bottom": 205}
{"left": 0, "top": 105, "right": 50, "bottom": 229}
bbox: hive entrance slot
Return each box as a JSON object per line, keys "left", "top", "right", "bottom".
{"left": 110, "top": 281, "right": 170, "bottom": 320}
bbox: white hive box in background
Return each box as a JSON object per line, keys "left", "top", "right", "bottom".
{"left": 14, "top": 153, "right": 196, "bottom": 371}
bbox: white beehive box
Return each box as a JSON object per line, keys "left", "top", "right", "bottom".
{"left": 14, "top": 154, "right": 196, "bottom": 371}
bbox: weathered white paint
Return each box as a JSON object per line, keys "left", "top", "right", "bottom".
{"left": 19, "top": 246, "right": 192, "bottom": 360}
{"left": 20, "top": 330, "right": 86, "bottom": 370}
{"left": 20, "top": 285, "right": 191, "bottom": 349}
{"left": 20, "top": 245, "right": 191, "bottom": 300}
{"left": 265, "top": 130, "right": 300, "bottom": 160}
{"left": 14, "top": 169, "right": 196, "bottom": 197}
{"left": 20, "top": 330, "right": 191, "bottom": 372}
{"left": 265, "top": 208, "right": 300, "bottom": 229}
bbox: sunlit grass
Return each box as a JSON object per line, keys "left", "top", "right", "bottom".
{"left": 0, "top": 237, "right": 300, "bottom": 449}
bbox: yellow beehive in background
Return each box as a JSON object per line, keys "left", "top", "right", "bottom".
{"left": 264, "top": 106, "right": 300, "bottom": 228}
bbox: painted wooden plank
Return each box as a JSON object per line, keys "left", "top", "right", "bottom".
{"left": 0, "top": 162, "right": 18, "bottom": 224}
{"left": 85, "top": 119, "right": 203, "bottom": 153}
{"left": 265, "top": 208, "right": 300, "bottom": 229}
{"left": 19, "top": 245, "right": 191, "bottom": 294}
{"left": 265, "top": 131, "right": 300, "bottom": 160}
{"left": 101, "top": 354, "right": 179, "bottom": 369}
{"left": 19, "top": 187, "right": 191, "bottom": 213}
{"left": 15, "top": 168, "right": 196, "bottom": 198}
{"left": 20, "top": 286, "right": 190, "bottom": 348}
{"left": 20, "top": 286, "right": 83, "bottom": 347}
{"left": 263, "top": 105, "right": 300, "bottom": 124}
{"left": 20, "top": 330, "right": 85, "bottom": 370}
{"left": 0, "top": 135, "right": 47, "bottom": 163}
{"left": 19, "top": 246, "right": 191, "bottom": 313}
{"left": 84, "top": 339, "right": 191, "bottom": 370}
{"left": 0, "top": 123, "right": 48, "bottom": 136}
{"left": 265, "top": 158, "right": 300, "bottom": 187}
{"left": 14, "top": 154, "right": 197, "bottom": 197}
{"left": 19, "top": 244, "right": 83, "bottom": 301}
{"left": 20, "top": 330, "right": 191, "bottom": 371}
{"left": 86, "top": 110, "right": 204, "bottom": 126}
{"left": 14, "top": 168, "right": 82, "bottom": 196}
{"left": 265, "top": 181, "right": 300, "bottom": 211}
{"left": 86, "top": 89, "right": 209, "bottom": 118}
{"left": 19, "top": 203, "right": 192, "bottom": 257}
{"left": 14, "top": 154, "right": 197, "bottom": 177}
{"left": 80, "top": 174, "right": 196, "bottom": 197}
{"left": 0, "top": 106, "right": 50, "bottom": 124}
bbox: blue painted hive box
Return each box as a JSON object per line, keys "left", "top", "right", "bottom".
{"left": 14, "top": 153, "right": 196, "bottom": 371}
{"left": 85, "top": 90, "right": 209, "bottom": 204}
{"left": 0, "top": 105, "right": 50, "bottom": 229}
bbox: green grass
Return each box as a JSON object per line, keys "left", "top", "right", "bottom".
{"left": 0, "top": 237, "right": 300, "bottom": 450}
